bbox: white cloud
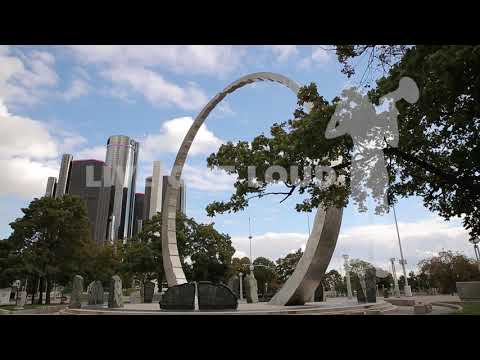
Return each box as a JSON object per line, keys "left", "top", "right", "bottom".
{"left": 229, "top": 216, "right": 473, "bottom": 273}
{"left": 0, "top": 46, "right": 58, "bottom": 106}
{"left": 0, "top": 103, "right": 58, "bottom": 159}
{"left": 298, "top": 46, "right": 333, "bottom": 70}
{"left": 141, "top": 117, "right": 223, "bottom": 160}
{"left": 102, "top": 66, "right": 208, "bottom": 110}
{"left": 211, "top": 100, "right": 236, "bottom": 118}
{"left": 268, "top": 45, "right": 298, "bottom": 62}
{"left": 75, "top": 145, "right": 106, "bottom": 161}
{"left": 231, "top": 232, "right": 309, "bottom": 262}
{"left": 0, "top": 157, "right": 58, "bottom": 198}
{"left": 183, "top": 164, "right": 236, "bottom": 193}
{"left": 63, "top": 78, "right": 89, "bottom": 100}
{"left": 68, "top": 45, "right": 244, "bottom": 76}
{"left": 0, "top": 99, "right": 97, "bottom": 199}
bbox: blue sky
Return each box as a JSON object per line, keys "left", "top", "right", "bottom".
{"left": 0, "top": 45, "right": 474, "bottom": 274}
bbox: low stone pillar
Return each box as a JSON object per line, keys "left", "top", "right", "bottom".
{"left": 87, "top": 280, "right": 104, "bottom": 305}
{"left": 108, "top": 275, "right": 123, "bottom": 308}
{"left": 245, "top": 272, "right": 258, "bottom": 303}
{"left": 69, "top": 275, "right": 84, "bottom": 309}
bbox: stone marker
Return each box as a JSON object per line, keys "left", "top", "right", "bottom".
{"left": 108, "top": 275, "right": 123, "bottom": 308}
{"left": 356, "top": 282, "right": 366, "bottom": 304}
{"left": 365, "top": 267, "right": 377, "bottom": 303}
{"left": 245, "top": 273, "right": 259, "bottom": 303}
{"left": 159, "top": 283, "right": 196, "bottom": 310}
{"left": 143, "top": 281, "right": 155, "bottom": 303}
{"left": 69, "top": 275, "right": 84, "bottom": 309}
{"left": 197, "top": 282, "right": 238, "bottom": 310}
{"left": 129, "top": 290, "right": 142, "bottom": 304}
{"left": 314, "top": 283, "right": 325, "bottom": 302}
{"left": 0, "top": 288, "right": 11, "bottom": 305}
{"left": 87, "top": 280, "right": 104, "bottom": 305}
{"left": 456, "top": 281, "right": 480, "bottom": 302}
{"left": 14, "top": 291, "right": 27, "bottom": 309}
{"left": 227, "top": 274, "right": 240, "bottom": 298}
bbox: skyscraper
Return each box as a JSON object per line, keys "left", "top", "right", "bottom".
{"left": 68, "top": 159, "right": 111, "bottom": 244}
{"left": 45, "top": 177, "right": 57, "bottom": 197}
{"left": 161, "top": 175, "right": 186, "bottom": 215}
{"left": 105, "top": 135, "right": 139, "bottom": 242}
{"left": 55, "top": 154, "right": 73, "bottom": 198}
{"left": 149, "top": 161, "right": 162, "bottom": 219}
{"left": 133, "top": 193, "right": 145, "bottom": 235}
{"left": 144, "top": 176, "right": 152, "bottom": 220}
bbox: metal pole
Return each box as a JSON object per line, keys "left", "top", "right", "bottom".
{"left": 474, "top": 244, "right": 480, "bottom": 272}
{"left": 392, "top": 204, "right": 412, "bottom": 296}
{"left": 343, "top": 255, "right": 353, "bottom": 299}
{"left": 239, "top": 273, "right": 244, "bottom": 301}
{"left": 390, "top": 258, "right": 400, "bottom": 298}
{"left": 248, "top": 217, "right": 253, "bottom": 265}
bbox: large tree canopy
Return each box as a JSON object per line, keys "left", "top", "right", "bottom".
{"left": 206, "top": 45, "right": 480, "bottom": 240}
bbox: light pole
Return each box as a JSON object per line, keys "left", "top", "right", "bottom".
{"left": 248, "top": 217, "right": 253, "bottom": 266}
{"left": 390, "top": 257, "right": 401, "bottom": 298}
{"left": 392, "top": 204, "right": 412, "bottom": 297}
{"left": 342, "top": 254, "right": 353, "bottom": 299}
{"left": 469, "top": 237, "right": 480, "bottom": 272}
{"left": 238, "top": 272, "right": 244, "bottom": 301}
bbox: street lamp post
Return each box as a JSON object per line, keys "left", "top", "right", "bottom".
{"left": 392, "top": 204, "right": 412, "bottom": 297}
{"left": 342, "top": 254, "right": 353, "bottom": 299}
{"left": 469, "top": 238, "right": 480, "bottom": 272}
{"left": 238, "top": 272, "right": 244, "bottom": 301}
{"left": 390, "top": 258, "right": 401, "bottom": 298}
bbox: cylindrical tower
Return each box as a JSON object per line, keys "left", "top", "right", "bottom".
{"left": 105, "top": 135, "right": 139, "bottom": 241}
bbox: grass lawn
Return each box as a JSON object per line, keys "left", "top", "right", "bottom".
{"left": 455, "top": 303, "right": 480, "bottom": 315}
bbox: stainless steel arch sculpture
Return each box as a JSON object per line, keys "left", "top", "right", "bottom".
{"left": 161, "top": 72, "right": 343, "bottom": 305}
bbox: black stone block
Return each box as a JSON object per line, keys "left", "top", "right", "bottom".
{"left": 314, "top": 284, "right": 325, "bottom": 302}
{"left": 365, "top": 268, "right": 377, "bottom": 303}
{"left": 143, "top": 281, "right": 154, "bottom": 303}
{"left": 356, "top": 286, "right": 366, "bottom": 303}
{"left": 159, "top": 283, "right": 196, "bottom": 310}
{"left": 198, "top": 282, "right": 238, "bottom": 310}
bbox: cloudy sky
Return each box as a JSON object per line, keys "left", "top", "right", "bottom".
{"left": 0, "top": 45, "right": 474, "bottom": 275}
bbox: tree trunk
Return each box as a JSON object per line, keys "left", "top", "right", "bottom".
{"left": 45, "top": 276, "right": 51, "bottom": 305}
{"left": 31, "top": 275, "right": 38, "bottom": 305}
{"left": 37, "top": 276, "right": 44, "bottom": 305}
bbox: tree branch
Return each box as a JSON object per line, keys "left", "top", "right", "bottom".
{"left": 384, "top": 146, "right": 480, "bottom": 192}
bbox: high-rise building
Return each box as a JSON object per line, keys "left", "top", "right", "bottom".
{"left": 133, "top": 193, "right": 145, "bottom": 235}
{"left": 68, "top": 160, "right": 111, "bottom": 244}
{"left": 45, "top": 177, "right": 57, "bottom": 197}
{"left": 161, "top": 175, "right": 186, "bottom": 215}
{"left": 105, "top": 135, "right": 139, "bottom": 242}
{"left": 149, "top": 161, "right": 162, "bottom": 219}
{"left": 144, "top": 176, "right": 152, "bottom": 220}
{"left": 55, "top": 154, "right": 73, "bottom": 198}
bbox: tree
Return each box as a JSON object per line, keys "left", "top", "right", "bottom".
{"left": 252, "top": 257, "right": 279, "bottom": 294}
{"left": 275, "top": 249, "right": 303, "bottom": 284}
{"left": 231, "top": 257, "right": 251, "bottom": 275}
{"left": 322, "top": 269, "right": 345, "bottom": 293}
{"left": 205, "top": 45, "right": 480, "bottom": 241}
{"left": 183, "top": 216, "right": 235, "bottom": 284}
{"left": 418, "top": 250, "right": 480, "bottom": 294}
{"left": 7, "top": 195, "right": 92, "bottom": 304}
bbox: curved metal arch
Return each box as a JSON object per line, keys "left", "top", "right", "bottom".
{"left": 161, "top": 72, "right": 342, "bottom": 305}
